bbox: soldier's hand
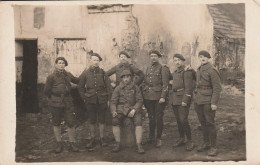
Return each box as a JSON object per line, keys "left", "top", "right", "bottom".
{"left": 111, "top": 82, "right": 116, "bottom": 88}
{"left": 159, "top": 98, "right": 165, "bottom": 103}
{"left": 181, "top": 102, "right": 187, "bottom": 106}
{"left": 107, "top": 101, "right": 110, "bottom": 107}
{"left": 112, "top": 111, "right": 118, "bottom": 118}
{"left": 169, "top": 80, "right": 174, "bottom": 85}
{"left": 184, "top": 64, "right": 192, "bottom": 71}
{"left": 128, "top": 109, "right": 136, "bottom": 118}
{"left": 211, "top": 104, "right": 217, "bottom": 111}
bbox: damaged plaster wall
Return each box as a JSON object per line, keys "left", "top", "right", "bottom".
{"left": 132, "top": 4, "right": 214, "bottom": 72}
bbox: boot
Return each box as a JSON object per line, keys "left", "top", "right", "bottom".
{"left": 70, "top": 142, "right": 79, "bottom": 152}
{"left": 172, "top": 138, "right": 185, "bottom": 148}
{"left": 207, "top": 147, "right": 217, "bottom": 156}
{"left": 197, "top": 142, "right": 211, "bottom": 152}
{"left": 137, "top": 143, "right": 145, "bottom": 154}
{"left": 100, "top": 138, "right": 108, "bottom": 147}
{"left": 185, "top": 140, "right": 195, "bottom": 151}
{"left": 146, "top": 136, "right": 155, "bottom": 144}
{"left": 86, "top": 138, "right": 95, "bottom": 149}
{"left": 55, "top": 142, "right": 63, "bottom": 153}
{"left": 112, "top": 142, "right": 120, "bottom": 152}
{"left": 155, "top": 139, "right": 162, "bottom": 148}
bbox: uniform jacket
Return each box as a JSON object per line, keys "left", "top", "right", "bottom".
{"left": 44, "top": 69, "right": 79, "bottom": 107}
{"left": 194, "top": 62, "right": 221, "bottom": 105}
{"left": 171, "top": 65, "right": 194, "bottom": 105}
{"left": 78, "top": 66, "right": 112, "bottom": 104}
{"left": 142, "top": 62, "right": 170, "bottom": 100}
{"left": 106, "top": 62, "right": 144, "bottom": 86}
{"left": 110, "top": 81, "right": 143, "bottom": 116}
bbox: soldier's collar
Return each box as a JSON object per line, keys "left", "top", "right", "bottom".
{"left": 119, "top": 62, "right": 129, "bottom": 67}
{"left": 200, "top": 62, "right": 211, "bottom": 71}
{"left": 54, "top": 69, "right": 66, "bottom": 75}
{"left": 119, "top": 81, "right": 134, "bottom": 89}
{"left": 175, "top": 65, "right": 184, "bottom": 73}
{"left": 90, "top": 66, "right": 100, "bottom": 72}
{"left": 151, "top": 61, "right": 159, "bottom": 66}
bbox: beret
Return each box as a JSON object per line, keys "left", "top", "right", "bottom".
{"left": 55, "top": 57, "right": 68, "bottom": 66}
{"left": 91, "top": 53, "right": 103, "bottom": 61}
{"left": 120, "top": 70, "right": 132, "bottom": 78}
{"left": 148, "top": 50, "right": 162, "bottom": 57}
{"left": 198, "top": 50, "right": 211, "bottom": 58}
{"left": 173, "top": 53, "right": 185, "bottom": 61}
{"left": 119, "top": 51, "right": 130, "bottom": 58}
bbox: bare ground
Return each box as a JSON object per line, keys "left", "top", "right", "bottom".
{"left": 16, "top": 92, "right": 245, "bottom": 162}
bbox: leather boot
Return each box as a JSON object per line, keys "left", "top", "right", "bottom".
{"left": 155, "top": 139, "right": 162, "bottom": 148}
{"left": 55, "top": 142, "right": 63, "bottom": 153}
{"left": 172, "top": 138, "right": 185, "bottom": 148}
{"left": 70, "top": 142, "right": 79, "bottom": 152}
{"left": 112, "top": 142, "right": 120, "bottom": 152}
{"left": 100, "top": 138, "right": 108, "bottom": 147}
{"left": 185, "top": 140, "right": 195, "bottom": 151}
{"left": 137, "top": 143, "right": 145, "bottom": 154}
{"left": 207, "top": 147, "right": 217, "bottom": 156}
{"left": 197, "top": 142, "right": 211, "bottom": 152}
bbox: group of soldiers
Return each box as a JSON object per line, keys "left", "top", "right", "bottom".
{"left": 44, "top": 49, "right": 221, "bottom": 157}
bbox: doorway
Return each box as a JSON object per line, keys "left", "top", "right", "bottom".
{"left": 15, "top": 40, "right": 39, "bottom": 113}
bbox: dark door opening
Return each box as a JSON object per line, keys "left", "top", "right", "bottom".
{"left": 16, "top": 40, "right": 39, "bottom": 113}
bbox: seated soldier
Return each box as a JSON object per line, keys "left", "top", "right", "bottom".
{"left": 110, "top": 70, "right": 145, "bottom": 154}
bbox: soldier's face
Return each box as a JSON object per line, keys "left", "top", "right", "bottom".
{"left": 91, "top": 56, "right": 100, "bottom": 67}
{"left": 119, "top": 54, "right": 128, "bottom": 63}
{"left": 56, "top": 60, "right": 66, "bottom": 71}
{"left": 199, "top": 55, "right": 209, "bottom": 65}
{"left": 122, "top": 75, "right": 131, "bottom": 84}
{"left": 173, "top": 57, "right": 184, "bottom": 68}
{"left": 150, "top": 53, "right": 159, "bottom": 63}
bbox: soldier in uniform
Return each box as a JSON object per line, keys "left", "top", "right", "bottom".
{"left": 110, "top": 70, "right": 145, "bottom": 154}
{"left": 106, "top": 51, "right": 144, "bottom": 87}
{"left": 44, "top": 57, "right": 79, "bottom": 153}
{"left": 170, "top": 54, "right": 195, "bottom": 151}
{"left": 194, "top": 50, "right": 222, "bottom": 156}
{"left": 78, "top": 53, "right": 112, "bottom": 150}
{"left": 141, "top": 50, "right": 170, "bottom": 147}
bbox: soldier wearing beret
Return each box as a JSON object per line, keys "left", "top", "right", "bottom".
{"left": 44, "top": 57, "right": 79, "bottom": 153}
{"left": 110, "top": 70, "right": 145, "bottom": 154}
{"left": 106, "top": 51, "right": 144, "bottom": 87}
{"left": 78, "top": 53, "right": 112, "bottom": 150}
{"left": 141, "top": 50, "right": 171, "bottom": 147}
{"left": 170, "top": 54, "right": 195, "bottom": 151}
{"left": 194, "top": 50, "right": 222, "bottom": 156}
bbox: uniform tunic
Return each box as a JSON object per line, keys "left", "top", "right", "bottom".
{"left": 106, "top": 62, "right": 144, "bottom": 86}
{"left": 78, "top": 66, "right": 111, "bottom": 104}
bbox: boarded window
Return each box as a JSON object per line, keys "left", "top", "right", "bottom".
{"left": 34, "top": 7, "right": 45, "bottom": 29}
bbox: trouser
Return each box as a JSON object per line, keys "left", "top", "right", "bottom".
{"left": 195, "top": 103, "right": 216, "bottom": 147}
{"left": 172, "top": 105, "right": 192, "bottom": 140}
{"left": 144, "top": 99, "right": 166, "bottom": 139}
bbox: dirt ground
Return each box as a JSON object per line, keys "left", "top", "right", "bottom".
{"left": 16, "top": 91, "right": 245, "bottom": 162}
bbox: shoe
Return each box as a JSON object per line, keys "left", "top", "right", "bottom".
{"left": 55, "top": 142, "right": 63, "bottom": 153}
{"left": 185, "top": 140, "right": 195, "bottom": 151}
{"left": 86, "top": 138, "right": 95, "bottom": 148}
{"left": 207, "top": 147, "right": 217, "bottom": 156}
{"left": 155, "top": 139, "right": 162, "bottom": 148}
{"left": 197, "top": 143, "right": 211, "bottom": 152}
{"left": 100, "top": 138, "right": 108, "bottom": 147}
{"left": 137, "top": 143, "right": 145, "bottom": 154}
{"left": 70, "top": 142, "right": 79, "bottom": 152}
{"left": 172, "top": 138, "right": 185, "bottom": 148}
{"left": 112, "top": 142, "right": 120, "bottom": 152}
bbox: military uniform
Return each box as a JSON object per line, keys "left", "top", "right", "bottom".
{"left": 142, "top": 61, "right": 170, "bottom": 141}
{"left": 44, "top": 69, "right": 79, "bottom": 127}
{"left": 194, "top": 62, "right": 221, "bottom": 150}
{"left": 106, "top": 62, "right": 144, "bottom": 86}
{"left": 110, "top": 81, "right": 143, "bottom": 126}
{"left": 78, "top": 66, "right": 112, "bottom": 124}
{"left": 170, "top": 65, "right": 195, "bottom": 150}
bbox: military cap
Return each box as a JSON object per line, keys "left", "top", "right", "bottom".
{"left": 91, "top": 53, "right": 102, "bottom": 61}
{"left": 119, "top": 51, "right": 130, "bottom": 58}
{"left": 120, "top": 70, "right": 132, "bottom": 78}
{"left": 149, "top": 50, "right": 162, "bottom": 57}
{"left": 173, "top": 53, "right": 185, "bottom": 61}
{"left": 198, "top": 50, "right": 211, "bottom": 58}
{"left": 55, "top": 57, "right": 68, "bottom": 66}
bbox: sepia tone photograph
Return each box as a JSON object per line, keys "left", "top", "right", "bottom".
{"left": 6, "top": 1, "right": 248, "bottom": 163}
